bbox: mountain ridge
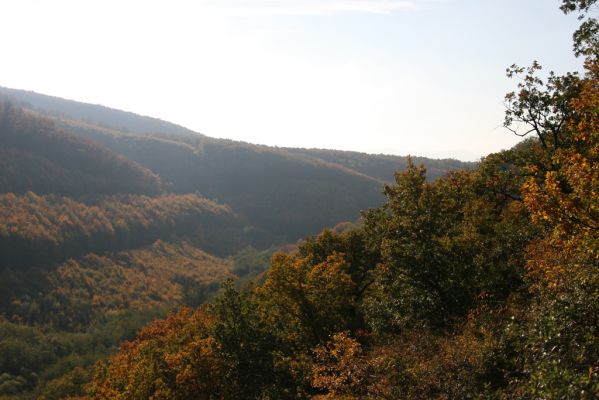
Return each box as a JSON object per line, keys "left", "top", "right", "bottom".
{"left": 0, "top": 86, "right": 474, "bottom": 242}
{"left": 0, "top": 85, "right": 474, "bottom": 165}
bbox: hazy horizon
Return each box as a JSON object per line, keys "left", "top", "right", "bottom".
{"left": 0, "top": 0, "right": 584, "bottom": 161}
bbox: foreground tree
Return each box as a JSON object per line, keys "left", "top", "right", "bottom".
{"left": 496, "top": 1, "right": 599, "bottom": 396}
{"left": 362, "top": 158, "right": 534, "bottom": 331}
{"left": 91, "top": 309, "right": 224, "bottom": 400}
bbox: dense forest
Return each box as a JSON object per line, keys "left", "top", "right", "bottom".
{"left": 0, "top": 1, "right": 597, "bottom": 399}
{"left": 0, "top": 85, "right": 473, "bottom": 243}
{"left": 0, "top": 50, "right": 470, "bottom": 400}
{"left": 87, "top": 2, "right": 595, "bottom": 399}
{"left": 0, "top": 104, "right": 161, "bottom": 196}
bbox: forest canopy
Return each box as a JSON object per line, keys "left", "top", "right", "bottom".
{"left": 0, "top": 1, "right": 597, "bottom": 399}
{"left": 90, "top": 1, "right": 598, "bottom": 399}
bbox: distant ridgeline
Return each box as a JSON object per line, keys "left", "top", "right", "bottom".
{"left": 0, "top": 103, "right": 162, "bottom": 196}
{"left": 0, "top": 86, "right": 474, "bottom": 242}
{"left": 0, "top": 1, "right": 595, "bottom": 397}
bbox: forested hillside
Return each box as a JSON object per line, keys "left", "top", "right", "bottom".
{"left": 0, "top": 192, "right": 242, "bottom": 268}
{"left": 0, "top": 86, "right": 471, "bottom": 242}
{"left": 0, "top": 240, "right": 233, "bottom": 398}
{"left": 86, "top": 2, "right": 597, "bottom": 399}
{"left": 58, "top": 127, "right": 386, "bottom": 241}
{"left": 0, "top": 102, "right": 247, "bottom": 398}
{"left": 0, "top": 191, "right": 245, "bottom": 398}
{"left": 0, "top": 104, "right": 161, "bottom": 196}
{"left": 286, "top": 147, "right": 471, "bottom": 182}
{"left": 0, "top": 87, "right": 197, "bottom": 137}
{"left": 2, "top": 2, "right": 595, "bottom": 399}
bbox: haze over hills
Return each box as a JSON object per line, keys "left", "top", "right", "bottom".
{"left": 0, "top": 103, "right": 162, "bottom": 196}
{"left": 0, "top": 86, "right": 197, "bottom": 137}
{"left": 0, "top": 86, "right": 474, "bottom": 242}
{"left": 1, "top": 1, "right": 596, "bottom": 398}
{"left": 0, "top": 86, "right": 477, "bottom": 398}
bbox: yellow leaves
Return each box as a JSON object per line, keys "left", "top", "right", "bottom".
{"left": 253, "top": 250, "right": 360, "bottom": 352}
{"left": 312, "top": 332, "right": 374, "bottom": 399}
{"left": 522, "top": 142, "right": 598, "bottom": 238}
{"left": 544, "top": 171, "right": 560, "bottom": 193}
{"left": 0, "top": 192, "right": 237, "bottom": 268}
{"left": 521, "top": 96, "right": 598, "bottom": 289}
{"left": 307, "top": 254, "right": 356, "bottom": 299}
{"left": 38, "top": 241, "right": 232, "bottom": 329}
{"left": 163, "top": 336, "right": 222, "bottom": 396}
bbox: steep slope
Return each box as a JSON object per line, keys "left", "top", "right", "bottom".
{"left": 21, "top": 109, "right": 386, "bottom": 241}
{"left": 75, "top": 126, "right": 385, "bottom": 240}
{"left": 0, "top": 103, "right": 162, "bottom": 196}
{"left": 0, "top": 240, "right": 233, "bottom": 330}
{"left": 0, "top": 190, "right": 246, "bottom": 396}
{"left": 0, "top": 86, "right": 197, "bottom": 137}
{"left": 0, "top": 86, "right": 472, "bottom": 242}
{"left": 0, "top": 239, "right": 235, "bottom": 397}
{"left": 0, "top": 192, "right": 244, "bottom": 268}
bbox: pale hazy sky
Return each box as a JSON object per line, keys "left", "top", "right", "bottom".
{"left": 0, "top": 0, "right": 583, "bottom": 160}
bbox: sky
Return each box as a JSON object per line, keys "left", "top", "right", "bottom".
{"left": 0, "top": 0, "right": 584, "bottom": 160}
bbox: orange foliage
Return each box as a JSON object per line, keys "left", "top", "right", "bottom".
{"left": 92, "top": 308, "right": 224, "bottom": 400}
{"left": 521, "top": 60, "right": 598, "bottom": 290}
{"left": 0, "top": 192, "right": 239, "bottom": 268}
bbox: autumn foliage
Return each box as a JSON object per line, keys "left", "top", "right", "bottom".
{"left": 0, "top": 192, "right": 240, "bottom": 268}
{"left": 1, "top": 1, "right": 597, "bottom": 399}
{"left": 89, "top": 2, "right": 598, "bottom": 399}
{"left": 0, "top": 103, "right": 162, "bottom": 196}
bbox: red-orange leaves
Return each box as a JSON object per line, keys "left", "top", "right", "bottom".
{"left": 92, "top": 308, "right": 223, "bottom": 400}
{"left": 312, "top": 332, "right": 372, "bottom": 399}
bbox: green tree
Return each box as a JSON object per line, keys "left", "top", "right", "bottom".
{"left": 209, "top": 281, "right": 280, "bottom": 399}
{"left": 362, "top": 159, "right": 534, "bottom": 331}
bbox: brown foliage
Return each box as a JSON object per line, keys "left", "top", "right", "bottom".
{"left": 92, "top": 308, "right": 224, "bottom": 400}
{"left": 0, "top": 192, "right": 240, "bottom": 268}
